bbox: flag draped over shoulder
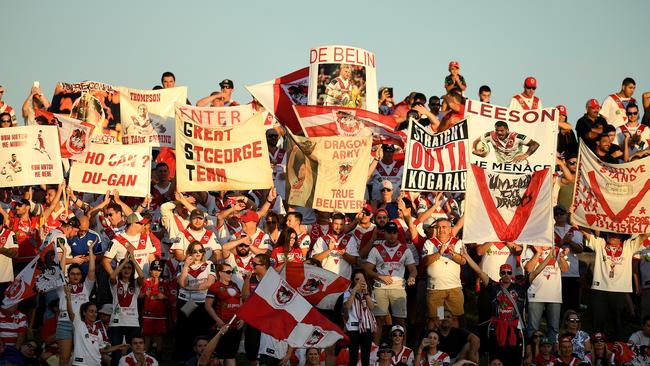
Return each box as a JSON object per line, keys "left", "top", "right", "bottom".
{"left": 237, "top": 269, "right": 346, "bottom": 348}
{"left": 280, "top": 262, "right": 350, "bottom": 309}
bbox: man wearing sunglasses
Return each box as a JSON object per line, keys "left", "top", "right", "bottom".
{"left": 171, "top": 209, "right": 221, "bottom": 263}
{"left": 616, "top": 103, "right": 649, "bottom": 157}
{"left": 509, "top": 76, "right": 543, "bottom": 110}
{"left": 600, "top": 77, "right": 637, "bottom": 128}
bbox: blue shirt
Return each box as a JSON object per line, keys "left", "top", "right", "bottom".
{"left": 68, "top": 229, "right": 102, "bottom": 274}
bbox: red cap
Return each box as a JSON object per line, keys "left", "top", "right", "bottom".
{"left": 448, "top": 60, "right": 460, "bottom": 70}
{"left": 240, "top": 210, "right": 259, "bottom": 223}
{"left": 499, "top": 264, "right": 513, "bottom": 272}
{"left": 363, "top": 203, "right": 373, "bottom": 213}
{"left": 524, "top": 77, "right": 537, "bottom": 88}
{"left": 559, "top": 335, "right": 573, "bottom": 343}
{"left": 556, "top": 105, "right": 567, "bottom": 116}
{"left": 375, "top": 208, "right": 388, "bottom": 216}
{"left": 586, "top": 98, "right": 600, "bottom": 109}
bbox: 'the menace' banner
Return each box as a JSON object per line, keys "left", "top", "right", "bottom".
{"left": 401, "top": 119, "right": 467, "bottom": 192}
{"left": 571, "top": 142, "right": 650, "bottom": 233}
{"left": 175, "top": 104, "right": 273, "bottom": 192}
{"left": 116, "top": 86, "right": 187, "bottom": 147}
{"left": 0, "top": 126, "right": 63, "bottom": 188}
{"left": 308, "top": 45, "right": 377, "bottom": 113}
{"left": 69, "top": 143, "right": 152, "bottom": 197}
{"left": 463, "top": 100, "right": 558, "bottom": 244}
{"left": 286, "top": 132, "right": 372, "bottom": 213}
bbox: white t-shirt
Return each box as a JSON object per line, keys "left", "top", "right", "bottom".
{"left": 0, "top": 229, "right": 17, "bottom": 282}
{"left": 170, "top": 227, "right": 221, "bottom": 261}
{"left": 105, "top": 232, "right": 156, "bottom": 275}
{"left": 258, "top": 333, "right": 288, "bottom": 359}
{"left": 479, "top": 242, "right": 518, "bottom": 282}
{"left": 109, "top": 279, "right": 141, "bottom": 327}
{"left": 118, "top": 352, "right": 159, "bottom": 366}
{"left": 310, "top": 234, "right": 359, "bottom": 279}
{"left": 366, "top": 242, "right": 415, "bottom": 290}
{"left": 521, "top": 246, "right": 563, "bottom": 303}
{"left": 600, "top": 94, "right": 634, "bottom": 127}
{"left": 177, "top": 261, "right": 216, "bottom": 303}
{"left": 72, "top": 318, "right": 110, "bottom": 366}
{"left": 628, "top": 330, "right": 650, "bottom": 346}
{"left": 224, "top": 252, "right": 255, "bottom": 290}
{"left": 587, "top": 235, "right": 644, "bottom": 293}
{"left": 555, "top": 225, "right": 583, "bottom": 278}
{"left": 422, "top": 237, "right": 463, "bottom": 290}
{"left": 58, "top": 278, "right": 94, "bottom": 322}
{"left": 508, "top": 94, "right": 543, "bottom": 110}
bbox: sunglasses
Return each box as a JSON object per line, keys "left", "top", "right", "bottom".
{"left": 266, "top": 220, "right": 277, "bottom": 224}
{"left": 220, "top": 270, "right": 233, "bottom": 274}
{"left": 567, "top": 318, "right": 580, "bottom": 323}
{"left": 0, "top": 120, "right": 11, "bottom": 123}
{"left": 252, "top": 262, "right": 263, "bottom": 267}
{"left": 375, "top": 215, "right": 388, "bottom": 220}
{"left": 567, "top": 161, "right": 577, "bottom": 166}
{"left": 192, "top": 249, "right": 206, "bottom": 254}
{"left": 525, "top": 86, "right": 537, "bottom": 90}
{"left": 500, "top": 271, "right": 512, "bottom": 275}
{"left": 363, "top": 210, "right": 372, "bottom": 216}
{"left": 627, "top": 112, "right": 638, "bottom": 116}
{"left": 237, "top": 244, "right": 250, "bottom": 248}
{"left": 222, "top": 86, "right": 233, "bottom": 89}
{"left": 381, "top": 188, "right": 392, "bottom": 192}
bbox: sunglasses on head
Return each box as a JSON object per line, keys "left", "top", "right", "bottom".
{"left": 500, "top": 270, "right": 512, "bottom": 275}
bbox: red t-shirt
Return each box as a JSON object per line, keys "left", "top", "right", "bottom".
{"left": 142, "top": 278, "right": 168, "bottom": 319}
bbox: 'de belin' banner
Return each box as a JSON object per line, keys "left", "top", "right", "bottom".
{"left": 0, "top": 125, "right": 63, "bottom": 188}
{"left": 571, "top": 142, "right": 650, "bottom": 234}
{"left": 175, "top": 104, "right": 272, "bottom": 192}
{"left": 401, "top": 119, "right": 467, "bottom": 192}
{"left": 116, "top": 86, "right": 187, "bottom": 147}
{"left": 68, "top": 143, "right": 152, "bottom": 197}
{"left": 307, "top": 45, "right": 378, "bottom": 113}
{"left": 286, "top": 132, "right": 372, "bottom": 213}
{"left": 463, "top": 100, "right": 558, "bottom": 244}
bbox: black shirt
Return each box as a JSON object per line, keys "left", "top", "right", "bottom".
{"left": 438, "top": 327, "right": 471, "bottom": 359}
{"left": 575, "top": 114, "right": 607, "bottom": 140}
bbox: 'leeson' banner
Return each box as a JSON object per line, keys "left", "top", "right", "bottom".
{"left": 463, "top": 100, "right": 558, "bottom": 245}
{"left": 401, "top": 119, "right": 467, "bottom": 192}
{"left": 175, "top": 104, "right": 272, "bottom": 192}
{"left": 571, "top": 142, "right": 650, "bottom": 234}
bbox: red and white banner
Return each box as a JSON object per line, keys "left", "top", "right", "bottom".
{"left": 236, "top": 269, "right": 346, "bottom": 348}
{"left": 463, "top": 100, "right": 558, "bottom": 244}
{"left": 246, "top": 67, "right": 308, "bottom": 134}
{"left": 293, "top": 105, "right": 403, "bottom": 146}
{"left": 280, "top": 262, "right": 350, "bottom": 310}
{"left": 3, "top": 241, "right": 64, "bottom": 308}
{"left": 116, "top": 86, "right": 187, "bottom": 147}
{"left": 0, "top": 125, "right": 64, "bottom": 188}
{"left": 69, "top": 143, "right": 152, "bottom": 197}
{"left": 175, "top": 103, "right": 255, "bottom": 128}
{"left": 571, "top": 142, "right": 650, "bottom": 233}
{"left": 31, "top": 110, "right": 95, "bottom": 161}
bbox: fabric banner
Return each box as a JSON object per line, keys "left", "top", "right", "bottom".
{"left": 236, "top": 268, "right": 346, "bottom": 348}
{"left": 3, "top": 241, "right": 64, "bottom": 308}
{"left": 571, "top": 142, "right": 650, "bottom": 233}
{"left": 293, "top": 105, "right": 402, "bottom": 146}
{"left": 0, "top": 126, "right": 63, "bottom": 188}
{"left": 69, "top": 143, "right": 152, "bottom": 197}
{"left": 308, "top": 45, "right": 378, "bottom": 113}
{"left": 175, "top": 104, "right": 273, "bottom": 192}
{"left": 401, "top": 119, "right": 467, "bottom": 192}
{"left": 50, "top": 81, "right": 120, "bottom": 144}
{"left": 280, "top": 262, "right": 350, "bottom": 310}
{"left": 116, "top": 86, "right": 187, "bottom": 147}
{"left": 245, "top": 67, "right": 308, "bottom": 134}
{"left": 32, "top": 110, "right": 95, "bottom": 161}
{"left": 286, "top": 132, "right": 372, "bottom": 213}
{"left": 463, "top": 100, "right": 558, "bottom": 244}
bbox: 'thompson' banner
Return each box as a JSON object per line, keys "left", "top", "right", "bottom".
{"left": 116, "top": 86, "right": 187, "bottom": 147}
{"left": 69, "top": 143, "right": 152, "bottom": 197}
{"left": 463, "top": 100, "right": 558, "bottom": 244}
{"left": 401, "top": 119, "right": 467, "bottom": 192}
{"left": 571, "top": 142, "right": 650, "bottom": 234}
{"left": 175, "top": 104, "right": 272, "bottom": 192}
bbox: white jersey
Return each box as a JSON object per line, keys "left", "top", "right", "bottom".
{"left": 0, "top": 229, "right": 17, "bottom": 282}
{"left": 109, "top": 279, "right": 141, "bottom": 327}
{"left": 481, "top": 130, "right": 531, "bottom": 163}
{"left": 310, "top": 233, "right": 359, "bottom": 279}
{"left": 616, "top": 123, "right": 650, "bottom": 155}
{"left": 259, "top": 333, "right": 289, "bottom": 359}
{"left": 479, "top": 242, "right": 518, "bottom": 282}
{"left": 555, "top": 225, "right": 583, "bottom": 278}
{"left": 58, "top": 278, "right": 94, "bottom": 322}
{"left": 508, "top": 94, "right": 543, "bottom": 110}
{"left": 587, "top": 235, "right": 644, "bottom": 293}
{"left": 324, "top": 77, "right": 353, "bottom": 106}
{"left": 367, "top": 242, "right": 415, "bottom": 290}
{"left": 105, "top": 232, "right": 156, "bottom": 275}
{"left": 371, "top": 160, "right": 404, "bottom": 200}
{"left": 118, "top": 352, "right": 159, "bottom": 366}
{"left": 170, "top": 227, "right": 221, "bottom": 261}
{"left": 72, "top": 318, "right": 110, "bottom": 366}
{"left": 600, "top": 94, "right": 635, "bottom": 127}
{"left": 177, "top": 261, "right": 216, "bottom": 303}
{"left": 521, "top": 245, "right": 563, "bottom": 303}
{"left": 422, "top": 237, "right": 463, "bottom": 290}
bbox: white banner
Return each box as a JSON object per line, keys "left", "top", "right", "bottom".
{"left": 0, "top": 126, "right": 63, "bottom": 187}
{"left": 69, "top": 143, "right": 152, "bottom": 197}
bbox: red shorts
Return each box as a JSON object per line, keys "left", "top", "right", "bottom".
{"left": 142, "top": 318, "right": 167, "bottom": 335}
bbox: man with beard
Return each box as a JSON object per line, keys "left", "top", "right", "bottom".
{"left": 310, "top": 213, "right": 359, "bottom": 279}
{"left": 221, "top": 233, "right": 257, "bottom": 290}
{"left": 473, "top": 121, "right": 540, "bottom": 164}
{"left": 593, "top": 133, "right": 620, "bottom": 163}
{"left": 171, "top": 209, "right": 221, "bottom": 263}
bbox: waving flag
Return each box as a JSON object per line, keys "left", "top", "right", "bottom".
{"left": 237, "top": 269, "right": 346, "bottom": 348}
{"left": 280, "top": 262, "right": 350, "bottom": 309}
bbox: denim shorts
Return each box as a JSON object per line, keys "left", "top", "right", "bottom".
{"left": 55, "top": 320, "right": 73, "bottom": 340}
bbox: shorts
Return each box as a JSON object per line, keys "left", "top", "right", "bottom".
{"left": 142, "top": 318, "right": 167, "bottom": 335}
{"left": 373, "top": 287, "right": 407, "bottom": 318}
{"left": 55, "top": 320, "right": 73, "bottom": 340}
{"left": 427, "top": 287, "right": 464, "bottom": 318}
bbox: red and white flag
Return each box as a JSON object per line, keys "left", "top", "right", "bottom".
{"left": 245, "top": 67, "right": 308, "bottom": 134}
{"left": 34, "top": 110, "right": 95, "bottom": 161}
{"left": 237, "top": 269, "right": 346, "bottom": 348}
{"left": 280, "top": 262, "right": 350, "bottom": 310}
{"left": 3, "top": 242, "right": 65, "bottom": 308}
{"left": 293, "top": 105, "right": 403, "bottom": 146}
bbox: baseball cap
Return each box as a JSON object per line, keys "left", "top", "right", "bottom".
{"left": 391, "top": 325, "right": 405, "bottom": 334}
{"left": 499, "top": 263, "right": 513, "bottom": 272}
{"left": 384, "top": 222, "right": 399, "bottom": 233}
{"left": 60, "top": 216, "right": 80, "bottom": 229}
{"left": 556, "top": 105, "right": 567, "bottom": 116}
{"left": 422, "top": 217, "right": 436, "bottom": 229}
{"left": 219, "top": 79, "right": 234, "bottom": 88}
{"left": 14, "top": 198, "right": 30, "bottom": 207}
{"left": 126, "top": 212, "right": 149, "bottom": 225}
{"left": 150, "top": 260, "right": 164, "bottom": 272}
{"left": 524, "top": 77, "right": 537, "bottom": 88}
{"left": 558, "top": 334, "right": 573, "bottom": 343}
{"left": 98, "top": 304, "right": 113, "bottom": 315}
{"left": 381, "top": 144, "right": 395, "bottom": 152}
{"left": 375, "top": 208, "right": 388, "bottom": 216}
{"left": 586, "top": 98, "right": 600, "bottom": 109}
{"left": 448, "top": 60, "right": 460, "bottom": 69}
{"left": 377, "top": 342, "right": 394, "bottom": 355}
{"left": 190, "top": 209, "right": 205, "bottom": 220}
{"left": 363, "top": 203, "right": 373, "bottom": 214}
{"left": 592, "top": 332, "right": 606, "bottom": 343}
{"left": 540, "top": 337, "right": 554, "bottom": 345}
{"left": 240, "top": 210, "right": 259, "bottom": 223}
{"left": 381, "top": 180, "right": 394, "bottom": 191}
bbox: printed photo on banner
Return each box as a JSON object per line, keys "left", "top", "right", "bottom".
{"left": 0, "top": 125, "right": 63, "bottom": 188}
{"left": 571, "top": 142, "right": 650, "bottom": 234}
{"left": 286, "top": 135, "right": 318, "bottom": 207}
{"left": 308, "top": 45, "right": 378, "bottom": 113}
{"left": 49, "top": 81, "right": 120, "bottom": 144}
{"left": 401, "top": 119, "right": 467, "bottom": 192}
{"left": 68, "top": 143, "right": 152, "bottom": 197}
{"left": 30, "top": 110, "right": 95, "bottom": 161}
{"left": 116, "top": 86, "right": 187, "bottom": 147}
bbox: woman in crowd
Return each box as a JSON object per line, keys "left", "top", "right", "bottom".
{"left": 265, "top": 211, "right": 281, "bottom": 245}
{"left": 413, "top": 330, "right": 451, "bottom": 366}
{"left": 561, "top": 310, "right": 591, "bottom": 359}
{"left": 205, "top": 263, "right": 243, "bottom": 366}
{"left": 270, "top": 227, "right": 304, "bottom": 269}
{"left": 342, "top": 269, "right": 375, "bottom": 366}
{"left": 585, "top": 332, "right": 615, "bottom": 365}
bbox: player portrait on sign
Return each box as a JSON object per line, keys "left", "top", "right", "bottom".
{"left": 471, "top": 120, "right": 540, "bottom": 164}
{"left": 123, "top": 103, "right": 166, "bottom": 136}
{"left": 316, "top": 64, "right": 366, "bottom": 109}
{"left": 1, "top": 154, "right": 22, "bottom": 182}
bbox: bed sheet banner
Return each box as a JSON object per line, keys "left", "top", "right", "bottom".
{"left": 69, "top": 143, "right": 152, "bottom": 197}
{"left": 307, "top": 45, "right": 377, "bottom": 113}
{"left": 401, "top": 119, "right": 467, "bottom": 192}
{"left": 571, "top": 142, "right": 650, "bottom": 234}
{"left": 463, "top": 100, "right": 558, "bottom": 244}
{"left": 0, "top": 126, "right": 63, "bottom": 188}
{"left": 116, "top": 86, "right": 187, "bottom": 147}
{"left": 175, "top": 104, "right": 272, "bottom": 192}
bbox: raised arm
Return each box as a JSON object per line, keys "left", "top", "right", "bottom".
{"left": 461, "top": 247, "right": 489, "bottom": 285}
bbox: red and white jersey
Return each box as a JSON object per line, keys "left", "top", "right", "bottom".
{"left": 170, "top": 221, "right": 221, "bottom": 261}
{"left": 57, "top": 278, "right": 95, "bottom": 322}
{"left": 367, "top": 242, "right": 414, "bottom": 289}
{"left": 509, "top": 94, "right": 542, "bottom": 110}
{"left": 43, "top": 204, "right": 74, "bottom": 238}
{"left": 601, "top": 93, "right": 636, "bottom": 127}
{"left": 118, "top": 352, "right": 159, "bottom": 366}
{"left": 371, "top": 160, "right": 404, "bottom": 199}
{"left": 352, "top": 223, "right": 375, "bottom": 242}
{"left": 309, "top": 223, "right": 331, "bottom": 244}
{"left": 225, "top": 251, "right": 255, "bottom": 289}
{"left": 94, "top": 212, "right": 126, "bottom": 250}
{"left": 311, "top": 233, "right": 359, "bottom": 279}
{"left": 230, "top": 228, "right": 272, "bottom": 251}
{"left": 0, "top": 228, "right": 17, "bottom": 282}
{"left": 0, "top": 309, "right": 27, "bottom": 346}
{"left": 616, "top": 123, "right": 650, "bottom": 155}
{"left": 392, "top": 345, "right": 415, "bottom": 365}
{"left": 481, "top": 130, "right": 531, "bottom": 163}
{"left": 522, "top": 245, "right": 563, "bottom": 303}
{"left": 324, "top": 77, "right": 352, "bottom": 106}
{"left": 586, "top": 236, "right": 645, "bottom": 293}
{"left": 479, "top": 242, "right": 518, "bottom": 282}
{"left": 72, "top": 318, "right": 110, "bottom": 366}
{"left": 109, "top": 279, "right": 141, "bottom": 327}
{"left": 296, "top": 232, "right": 312, "bottom": 252}
{"left": 106, "top": 232, "right": 156, "bottom": 275}
{"left": 422, "top": 236, "right": 464, "bottom": 290}
{"left": 269, "top": 147, "right": 287, "bottom": 178}
{"left": 11, "top": 216, "right": 41, "bottom": 262}
{"left": 177, "top": 261, "right": 216, "bottom": 302}
{"left": 270, "top": 246, "right": 305, "bottom": 267}
{"left": 419, "top": 350, "right": 451, "bottom": 366}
